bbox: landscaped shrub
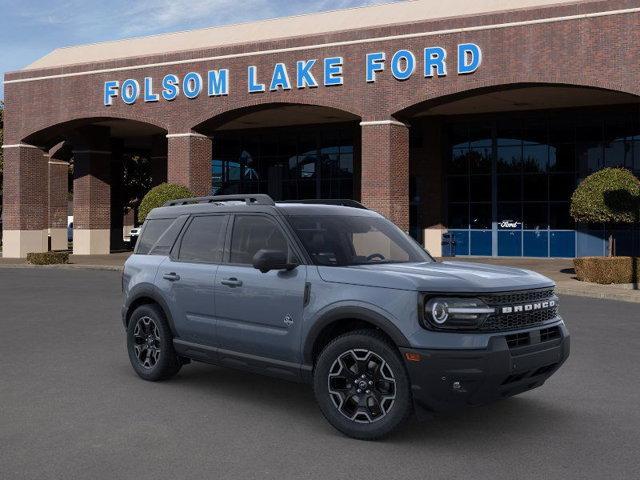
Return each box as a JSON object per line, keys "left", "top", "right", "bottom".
{"left": 138, "top": 183, "right": 194, "bottom": 222}
{"left": 574, "top": 256, "right": 640, "bottom": 284}
{"left": 27, "top": 251, "right": 70, "bottom": 265}
{"left": 570, "top": 168, "right": 640, "bottom": 224}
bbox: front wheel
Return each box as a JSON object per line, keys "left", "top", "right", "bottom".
{"left": 313, "top": 330, "right": 412, "bottom": 440}
{"left": 126, "top": 304, "right": 182, "bottom": 381}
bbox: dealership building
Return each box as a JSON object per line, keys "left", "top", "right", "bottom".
{"left": 3, "top": 0, "right": 640, "bottom": 258}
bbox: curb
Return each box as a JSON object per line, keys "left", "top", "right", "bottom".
{"left": 555, "top": 285, "right": 640, "bottom": 304}
{"left": 0, "top": 263, "right": 123, "bottom": 272}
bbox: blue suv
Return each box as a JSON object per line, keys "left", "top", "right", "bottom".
{"left": 122, "top": 194, "right": 569, "bottom": 439}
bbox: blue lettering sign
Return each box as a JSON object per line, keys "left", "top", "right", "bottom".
{"left": 324, "top": 57, "right": 343, "bottom": 86}
{"left": 458, "top": 43, "right": 482, "bottom": 74}
{"left": 101, "top": 45, "right": 483, "bottom": 105}
{"left": 366, "top": 52, "right": 385, "bottom": 83}
{"left": 104, "top": 80, "right": 119, "bottom": 106}
{"left": 424, "top": 47, "right": 447, "bottom": 77}
{"left": 208, "top": 69, "right": 229, "bottom": 96}
{"left": 270, "top": 63, "right": 292, "bottom": 91}
{"left": 296, "top": 59, "right": 318, "bottom": 89}
{"left": 144, "top": 77, "right": 159, "bottom": 102}
{"left": 248, "top": 66, "right": 265, "bottom": 93}
{"left": 121, "top": 79, "right": 140, "bottom": 104}
{"left": 390, "top": 50, "right": 415, "bottom": 81}
{"left": 161, "top": 74, "right": 179, "bottom": 101}
{"left": 183, "top": 72, "right": 203, "bottom": 99}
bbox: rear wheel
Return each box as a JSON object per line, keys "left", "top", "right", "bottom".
{"left": 313, "top": 330, "right": 412, "bottom": 440}
{"left": 127, "top": 304, "right": 181, "bottom": 381}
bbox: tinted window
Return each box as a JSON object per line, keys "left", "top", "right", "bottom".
{"left": 178, "top": 215, "right": 227, "bottom": 263}
{"left": 148, "top": 215, "right": 188, "bottom": 256}
{"left": 230, "top": 216, "right": 290, "bottom": 264}
{"left": 289, "top": 215, "right": 432, "bottom": 266}
{"left": 136, "top": 218, "right": 174, "bottom": 255}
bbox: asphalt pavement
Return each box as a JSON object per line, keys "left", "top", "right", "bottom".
{"left": 1, "top": 268, "right": 639, "bottom": 480}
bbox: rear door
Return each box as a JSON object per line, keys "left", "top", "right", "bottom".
{"left": 157, "top": 214, "right": 229, "bottom": 347}
{"left": 214, "top": 214, "right": 307, "bottom": 368}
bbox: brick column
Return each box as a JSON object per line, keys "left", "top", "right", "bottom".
{"left": 1, "top": 144, "right": 49, "bottom": 258}
{"left": 73, "top": 149, "right": 111, "bottom": 254}
{"left": 48, "top": 159, "right": 69, "bottom": 251}
{"left": 167, "top": 133, "right": 212, "bottom": 196}
{"left": 150, "top": 134, "right": 168, "bottom": 187}
{"left": 360, "top": 120, "right": 410, "bottom": 232}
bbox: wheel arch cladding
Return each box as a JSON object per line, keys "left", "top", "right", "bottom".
{"left": 125, "top": 288, "right": 175, "bottom": 334}
{"left": 304, "top": 306, "right": 410, "bottom": 365}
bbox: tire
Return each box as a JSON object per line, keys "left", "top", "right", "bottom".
{"left": 313, "top": 329, "right": 412, "bottom": 440}
{"left": 126, "top": 303, "right": 182, "bottom": 381}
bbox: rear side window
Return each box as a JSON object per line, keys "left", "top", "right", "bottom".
{"left": 148, "top": 215, "right": 188, "bottom": 256}
{"left": 178, "top": 215, "right": 228, "bottom": 263}
{"left": 136, "top": 218, "right": 174, "bottom": 255}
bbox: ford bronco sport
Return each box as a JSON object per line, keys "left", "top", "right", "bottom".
{"left": 122, "top": 194, "right": 570, "bottom": 439}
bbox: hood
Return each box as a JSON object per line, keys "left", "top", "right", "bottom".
{"left": 317, "top": 261, "right": 554, "bottom": 293}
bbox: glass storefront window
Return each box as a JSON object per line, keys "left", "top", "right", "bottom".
{"left": 445, "top": 105, "right": 640, "bottom": 257}
{"left": 211, "top": 124, "right": 357, "bottom": 200}
{"left": 497, "top": 145, "right": 522, "bottom": 173}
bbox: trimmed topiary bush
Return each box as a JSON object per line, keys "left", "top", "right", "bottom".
{"left": 574, "top": 256, "right": 639, "bottom": 284}
{"left": 570, "top": 168, "right": 640, "bottom": 256}
{"left": 27, "top": 251, "right": 69, "bottom": 265}
{"left": 139, "top": 183, "right": 194, "bottom": 222}
{"left": 570, "top": 168, "right": 640, "bottom": 224}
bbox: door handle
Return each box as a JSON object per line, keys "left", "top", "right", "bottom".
{"left": 163, "top": 272, "right": 181, "bottom": 281}
{"left": 221, "top": 277, "right": 243, "bottom": 287}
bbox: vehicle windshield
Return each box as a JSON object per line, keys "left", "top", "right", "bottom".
{"left": 288, "top": 215, "right": 433, "bottom": 266}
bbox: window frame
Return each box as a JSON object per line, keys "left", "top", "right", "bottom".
{"left": 223, "top": 213, "right": 306, "bottom": 267}
{"left": 170, "top": 213, "right": 230, "bottom": 265}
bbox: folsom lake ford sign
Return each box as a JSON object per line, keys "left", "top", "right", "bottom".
{"left": 103, "top": 43, "right": 482, "bottom": 106}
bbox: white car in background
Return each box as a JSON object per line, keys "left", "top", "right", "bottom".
{"left": 128, "top": 227, "right": 141, "bottom": 249}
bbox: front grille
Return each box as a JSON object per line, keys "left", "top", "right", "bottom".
{"left": 479, "top": 288, "right": 558, "bottom": 332}
{"left": 478, "top": 288, "right": 555, "bottom": 306}
{"left": 482, "top": 306, "right": 558, "bottom": 331}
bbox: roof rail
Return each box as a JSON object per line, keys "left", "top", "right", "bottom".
{"left": 163, "top": 194, "right": 275, "bottom": 207}
{"left": 278, "top": 199, "right": 368, "bottom": 209}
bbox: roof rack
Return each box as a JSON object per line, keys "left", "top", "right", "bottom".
{"left": 163, "top": 194, "right": 276, "bottom": 207}
{"left": 278, "top": 199, "right": 368, "bottom": 209}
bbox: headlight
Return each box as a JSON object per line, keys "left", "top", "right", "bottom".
{"left": 424, "top": 297, "right": 495, "bottom": 330}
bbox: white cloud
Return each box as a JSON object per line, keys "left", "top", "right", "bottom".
{"left": 12, "top": 0, "right": 398, "bottom": 41}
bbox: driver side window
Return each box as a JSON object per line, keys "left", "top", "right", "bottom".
{"left": 229, "top": 215, "right": 292, "bottom": 265}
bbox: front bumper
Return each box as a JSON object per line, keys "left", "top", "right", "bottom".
{"left": 400, "top": 321, "right": 570, "bottom": 415}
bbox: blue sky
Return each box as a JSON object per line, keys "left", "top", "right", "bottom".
{"left": 0, "top": 0, "right": 399, "bottom": 100}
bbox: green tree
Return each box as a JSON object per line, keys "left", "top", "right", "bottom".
{"left": 138, "top": 183, "right": 194, "bottom": 222}
{"left": 570, "top": 167, "right": 640, "bottom": 256}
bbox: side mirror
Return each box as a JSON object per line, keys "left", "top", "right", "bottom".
{"left": 252, "top": 249, "right": 297, "bottom": 273}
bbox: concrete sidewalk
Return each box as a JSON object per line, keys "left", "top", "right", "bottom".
{"left": 448, "top": 257, "right": 640, "bottom": 303}
{"left": 1, "top": 251, "right": 638, "bottom": 302}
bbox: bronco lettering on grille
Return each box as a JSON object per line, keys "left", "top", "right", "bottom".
{"left": 501, "top": 300, "right": 556, "bottom": 314}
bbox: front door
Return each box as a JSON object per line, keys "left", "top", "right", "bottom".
{"left": 215, "top": 214, "right": 307, "bottom": 366}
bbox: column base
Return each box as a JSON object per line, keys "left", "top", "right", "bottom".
{"left": 73, "top": 229, "right": 111, "bottom": 255}
{"left": 2, "top": 230, "right": 48, "bottom": 258}
{"left": 49, "top": 228, "right": 69, "bottom": 251}
{"left": 424, "top": 228, "right": 447, "bottom": 257}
